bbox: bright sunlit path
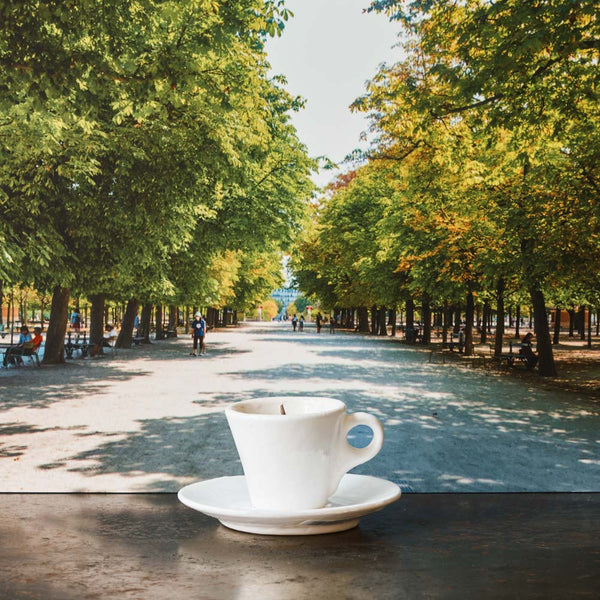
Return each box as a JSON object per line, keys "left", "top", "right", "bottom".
{"left": 1, "top": 322, "right": 598, "bottom": 493}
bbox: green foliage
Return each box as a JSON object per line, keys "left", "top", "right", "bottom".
{"left": 295, "top": 0, "right": 600, "bottom": 340}
{"left": 0, "top": 1, "right": 314, "bottom": 310}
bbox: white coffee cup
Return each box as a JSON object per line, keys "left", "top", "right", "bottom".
{"left": 225, "top": 396, "right": 384, "bottom": 511}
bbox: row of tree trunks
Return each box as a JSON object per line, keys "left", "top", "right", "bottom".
{"left": 38, "top": 285, "right": 563, "bottom": 377}
{"left": 41, "top": 290, "right": 237, "bottom": 362}
{"left": 337, "top": 308, "right": 354, "bottom": 330}
{"left": 205, "top": 307, "right": 219, "bottom": 330}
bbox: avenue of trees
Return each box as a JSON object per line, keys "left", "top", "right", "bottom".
{"left": 0, "top": 1, "right": 314, "bottom": 362}
{"left": 293, "top": 0, "right": 600, "bottom": 376}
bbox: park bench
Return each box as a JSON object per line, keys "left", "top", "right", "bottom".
{"left": 500, "top": 341, "right": 531, "bottom": 368}
{"left": 404, "top": 327, "right": 421, "bottom": 344}
{"left": 165, "top": 330, "right": 178, "bottom": 338}
{"left": 472, "top": 343, "right": 493, "bottom": 367}
{"left": 64, "top": 332, "right": 90, "bottom": 359}
{"left": 2, "top": 341, "right": 41, "bottom": 368}
{"left": 442, "top": 334, "right": 461, "bottom": 352}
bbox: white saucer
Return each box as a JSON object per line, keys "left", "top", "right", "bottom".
{"left": 178, "top": 474, "right": 401, "bottom": 535}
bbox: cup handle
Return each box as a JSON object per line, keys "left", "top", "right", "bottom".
{"left": 338, "top": 412, "right": 384, "bottom": 475}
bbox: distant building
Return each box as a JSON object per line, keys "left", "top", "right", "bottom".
{"left": 270, "top": 287, "right": 300, "bottom": 310}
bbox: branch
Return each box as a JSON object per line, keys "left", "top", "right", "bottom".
{"left": 370, "top": 141, "right": 423, "bottom": 163}
{"left": 433, "top": 93, "right": 503, "bottom": 117}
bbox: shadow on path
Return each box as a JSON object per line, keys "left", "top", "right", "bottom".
{"left": 2, "top": 323, "right": 600, "bottom": 492}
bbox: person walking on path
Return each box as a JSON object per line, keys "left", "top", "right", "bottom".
{"left": 292, "top": 314, "right": 298, "bottom": 332}
{"left": 329, "top": 315, "right": 336, "bottom": 334}
{"left": 71, "top": 309, "right": 82, "bottom": 332}
{"left": 316, "top": 312, "right": 322, "bottom": 333}
{"left": 299, "top": 315, "right": 304, "bottom": 332}
{"left": 191, "top": 312, "right": 207, "bottom": 356}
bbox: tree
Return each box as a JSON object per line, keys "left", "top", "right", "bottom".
{"left": 1, "top": 1, "right": 314, "bottom": 360}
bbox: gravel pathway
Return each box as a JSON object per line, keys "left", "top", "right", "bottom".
{"left": 1, "top": 322, "right": 598, "bottom": 492}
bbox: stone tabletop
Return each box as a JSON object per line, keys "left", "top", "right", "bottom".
{"left": 2, "top": 492, "right": 599, "bottom": 599}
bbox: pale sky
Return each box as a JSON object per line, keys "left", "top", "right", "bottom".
{"left": 265, "top": 0, "right": 402, "bottom": 188}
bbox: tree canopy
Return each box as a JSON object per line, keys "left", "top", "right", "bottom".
{"left": 293, "top": 0, "right": 600, "bottom": 376}
{"left": 1, "top": 1, "right": 315, "bottom": 359}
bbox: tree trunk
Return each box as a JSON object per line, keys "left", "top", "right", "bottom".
{"left": 168, "top": 305, "right": 178, "bottom": 333}
{"left": 116, "top": 299, "right": 139, "bottom": 348}
{"left": 515, "top": 305, "right": 521, "bottom": 339}
{"left": 568, "top": 308, "right": 575, "bottom": 337}
{"left": 21, "top": 298, "right": 28, "bottom": 326}
{"left": 42, "top": 286, "right": 70, "bottom": 365}
{"left": 453, "top": 308, "right": 461, "bottom": 333}
{"left": 464, "top": 290, "right": 474, "bottom": 356}
{"left": 481, "top": 301, "right": 490, "bottom": 344}
{"left": 40, "top": 298, "right": 46, "bottom": 330}
{"left": 389, "top": 308, "right": 396, "bottom": 337}
{"left": 405, "top": 296, "right": 415, "bottom": 329}
{"left": 553, "top": 308, "right": 561, "bottom": 345}
{"left": 184, "top": 306, "right": 190, "bottom": 334}
{"left": 369, "top": 305, "right": 377, "bottom": 335}
{"left": 155, "top": 304, "right": 165, "bottom": 339}
{"left": 89, "top": 294, "right": 106, "bottom": 355}
{"left": 421, "top": 295, "right": 431, "bottom": 344}
{"left": 347, "top": 308, "right": 355, "bottom": 330}
{"left": 357, "top": 306, "right": 370, "bottom": 333}
{"left": 378, "top": 306, "right": 387, "bottom": 335}
{"left": 140, "top": 304, "right": 152, "bottom": 343}
{"left": 494, "top": 278, "right": 505, "bottom": 358}
{"left": 587, "top": 307, "right": 592, "bottom": 348}
{"left": 442, "top": 302, "right": 451, "bottom": 343}
{"left": 578, "top": 306, "right": 586, "bottom": 340}
{"left": 530, "top": 288, "right": 557, "bottom": 376}
{"left": 0, "top": 282, "right": 3, "bottom": 326}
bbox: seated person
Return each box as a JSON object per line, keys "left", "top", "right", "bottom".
{"left": 519, "top": 332, "right": 538, "bottom": 369}
{"left": 3, "top": 325, "right": 32, "bottom": 366}
{"left": 31, "top": 327, "right": 43, "bottom": 352}
{"left": 102, "top": 323, "right": 118, "bottom": 347}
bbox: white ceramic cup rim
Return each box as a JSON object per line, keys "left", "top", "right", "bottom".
{"left": 226, "top": 396, "right": 346, "bottom": 420}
